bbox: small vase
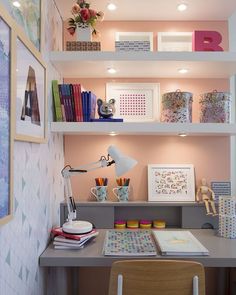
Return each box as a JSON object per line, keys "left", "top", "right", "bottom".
{"left": 76, "top": 24, "right": 92, "bottom": 42}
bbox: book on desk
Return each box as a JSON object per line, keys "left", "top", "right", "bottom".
{"left": 51, "top": 227, "right": 99, "bottom": 249}
{"left": 103, "top": 229, "right": 209, "bottom": 257}
{"left": 152, "top": 230, "right": 209, "bottom": 256}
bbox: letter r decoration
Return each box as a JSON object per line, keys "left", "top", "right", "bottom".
{"left": 193, "top": 30, "right": 223, "bottom": 51}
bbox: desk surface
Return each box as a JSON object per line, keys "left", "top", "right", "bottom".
{"left": 39, "top": 229, "right": 236, "bottom": 268}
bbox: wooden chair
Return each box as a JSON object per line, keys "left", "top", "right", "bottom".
{"left": 108, "top": 260, "right": 205, "bottom": 295}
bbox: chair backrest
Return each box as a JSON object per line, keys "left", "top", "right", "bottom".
{"left": 108, "top": 260, "right": 205, "bottom": 295}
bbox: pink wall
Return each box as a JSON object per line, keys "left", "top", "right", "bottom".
{"left": 65, "top": 135, "right": 230, "bottom": 202}
{"left": 63, "top": 20, "right": 230, "bottom": 202}
{"left": 64, "top": 20, "right": 228, "bottom": 51}
{"left": 65, "top": 78, "right": 229, "bottom": 123}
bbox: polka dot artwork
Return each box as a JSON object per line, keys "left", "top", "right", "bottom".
{"left": 106, "top": 83, "right": 159, "bottom": 122}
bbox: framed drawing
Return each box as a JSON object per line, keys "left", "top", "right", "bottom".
{"left": 0, "top": 9, "right": 14, "bottom": 225}
{"left": 148, "top": 164, "right": 195, "bottom": 202}
{"left": 2, "top": 0, "right": 41, "bottom": 50}
{"left": 106, "top": 83, "right": 160, "bottom": 122}
{"left": 15, "top": 33, "right": 47, "bottom": 143}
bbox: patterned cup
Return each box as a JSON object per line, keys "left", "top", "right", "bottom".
{"left": 91, "top": 186, "right": 108, "bottom": 202}
{"left": 112, "top": 186, "right": 129, "bottom": 202}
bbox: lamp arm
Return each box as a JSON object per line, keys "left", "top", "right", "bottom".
{"left": 61, "top": 156, "right": 115, "bottom": 223}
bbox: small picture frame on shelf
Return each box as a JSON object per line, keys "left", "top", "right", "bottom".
{"left": 148, "top": 164, "right": 195, "bottom": 202}
{"left": 106, "top": 83, "right": 160, "bottom": 122}
{"left": 157, "top": 32, "right": 193, "bottom": 52}
{"left": 115, "top": 32, "right": 153, "bottom": 52}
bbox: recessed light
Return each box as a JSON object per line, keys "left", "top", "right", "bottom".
{"left": 109, "top": 131, "right": 117, "bottom": 136}
{"left": 178, "top": 68, "right": 189, "bottom": 74}
{"left": 178, "top": 132, "right": 188, "bottom": 137}
{"left": 107, "top": 3, "right": 117, "bottom": 11}
{"left": 13, "top": 1, "right": 21, "bottom": 7}
{"left": 177, "top": 3, "right": 188, "bottom": 11}
{"left": 107, "top": 67, "right": 116, "bottom": 74}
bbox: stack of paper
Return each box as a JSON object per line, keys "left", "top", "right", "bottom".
{"left": 51, "top": 227, "right": 99, "bottom": 250}
{"left": 152, "top": 230, "right": 209, "bottom": 256}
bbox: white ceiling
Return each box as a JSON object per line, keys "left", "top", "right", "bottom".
{"left": 55, "top": 0, "right": 236, "bottom": 21}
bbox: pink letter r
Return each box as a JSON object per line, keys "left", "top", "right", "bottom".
{"left": 193, "top": 30, "right": 223, "bottom": 51}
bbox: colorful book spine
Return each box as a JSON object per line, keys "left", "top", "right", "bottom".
{"left": 52, "top": 80, "right": 63, "bottom": 122}
{"left": 58, "top": 84, "right": 66, "bottom": 121}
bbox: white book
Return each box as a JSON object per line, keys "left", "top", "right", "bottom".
{"left": 53, "top": 233, "right": 98, "bottom": 249}
{"left": 152, "top": 230, "right": 209, "bottom": 256}
{"left": 54, "top": 245, "right": 84, "bottom": 250}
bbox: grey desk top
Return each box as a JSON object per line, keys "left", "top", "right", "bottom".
{"left": 39, "top": 229, "right": 236, "bottom": 268}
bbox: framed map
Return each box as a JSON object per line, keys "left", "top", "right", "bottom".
{"left": 148, "top": 164, "right": 195, "bottom": 202}
{"left": 0, "top": 12, "right": 13, "bottom": 225}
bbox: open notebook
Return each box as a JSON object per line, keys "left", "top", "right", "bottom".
{"left": 152, "top": 230, "right": 209, "bottom": 256}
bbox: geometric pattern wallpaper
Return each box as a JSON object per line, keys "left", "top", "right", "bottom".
{"left": 0, "top": 133, "right": 64, "bottom": 295}
{"left": 0, "top": 1, "right": 64, "bottom": 294}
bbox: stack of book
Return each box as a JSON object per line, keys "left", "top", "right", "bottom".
{"left": 51, "top": 227, "right": 99, "bottom": 250}
{"left": 52, "top": 80, "right": 97, "bottom": 122}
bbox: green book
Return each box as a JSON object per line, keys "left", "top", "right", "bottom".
{"left": 52, "top": 80, "right": 63, "bottom": 122}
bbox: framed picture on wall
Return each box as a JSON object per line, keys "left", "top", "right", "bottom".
{"left": 148, "top": 164, "right": 195, "bottom": 202}
{"left": 15, "top": 33, "right": 47, "bottom": 143}
{"left": 106, "top": 83, "right": 160, "bottom": 122}
{"left": 1, "top": 0, "right": 41, "bottom": 50}
{"left": 0, "top": 9, "right": 14, "bottom": 225}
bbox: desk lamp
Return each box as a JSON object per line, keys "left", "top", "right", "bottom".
{"left": 61, "top": 145, "right": 137, "bottom": 234}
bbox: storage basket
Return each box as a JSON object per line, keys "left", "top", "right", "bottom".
{"left": 199, "top": 90, "right": 231, "bottom": 123}
{"left": 219, "top": 215, "right": 236, "bottom": 239}
{"left": 218, "top": 196, "right": 236, "bottom": 239}
{"left": 219, "top": 196, "right": 236, "bottom": 216}
{"left": 161, "top": 90, "right": 193, "bottom": 123}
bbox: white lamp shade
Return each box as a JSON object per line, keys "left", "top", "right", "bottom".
{"left": 108, "top": 145, "right": 137, "bottom": 176}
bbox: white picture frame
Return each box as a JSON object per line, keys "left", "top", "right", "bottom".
{"left": 148, "top": 164, "right": 195, "bottom": 202}
{"left": 157, "top": 32, "right": 193, "bottom": 52}
{"left": 115, "top": 32, "right": 153, "bottom": 51}
{"left": 15, "top": 33, "right": 47, "bottom": 143}
{"left": 106, "top": 83, "right": 160, "bottom": 122}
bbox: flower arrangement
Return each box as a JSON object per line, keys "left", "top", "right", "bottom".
{"left": 68, "top": 0, "right": 104, "bottom": 37}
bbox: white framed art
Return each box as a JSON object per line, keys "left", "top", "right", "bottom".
{"left": 157, "top": 32, "right": 193, "bottom": 52}
{"left": 106, "top": 83, "right": 160, "bottom": 122}
{"left": 148, "top": 164, "right": 195, "bottom": 202}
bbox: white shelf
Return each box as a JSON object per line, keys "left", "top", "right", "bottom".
{"left": 51, "top": 122, "right": 236, "bottom": 136}
{"left": 50, "top": 51, "right": 236, "bottom": 78}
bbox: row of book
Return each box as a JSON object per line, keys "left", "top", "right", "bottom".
{"left": 52, "top": 80, "right": 97, "bottom": 122}
{"left": 51, "top": 227, "right": 99, "bottom": 250}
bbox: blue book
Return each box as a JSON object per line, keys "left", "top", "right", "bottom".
{"left": 90, "top": 118, "right": 123, "bottom": 122}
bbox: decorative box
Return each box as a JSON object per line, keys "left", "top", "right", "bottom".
{"left": 219, "top": 196, "right": 236, "bottom": 239}
{"left": 66, "top": 41, "right": 101, "bottom": 51}
{"left": 115, "top": 41, "right": 150, "bottom": 52}
{"left": 161, "top": 90, "right": 193, "bottom": 123}
{"left": 199, "top": 90, "right": 231, "bottom": 123}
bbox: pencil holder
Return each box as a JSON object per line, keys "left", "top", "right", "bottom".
{"left": 91, "top": 186, "right": 108, "bottom": 202}
{"left": 219, "top": 196, "right": 236, "bottom": 216}
{"left": 219, "top": 215, "right": 236, "bottom": 239}
{"left": 112, "top": 186, "right": 129, "bottom": 202}
{"left": 218, "top": 196, "right": 236, "bottom": 239}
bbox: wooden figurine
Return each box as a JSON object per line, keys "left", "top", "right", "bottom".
{"left": 196, "top": 178, "right": 217, "bottom": 216}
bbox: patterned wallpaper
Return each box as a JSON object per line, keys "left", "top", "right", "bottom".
{"left": 0, "top": 1, "right": 64, "bottom": 294}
